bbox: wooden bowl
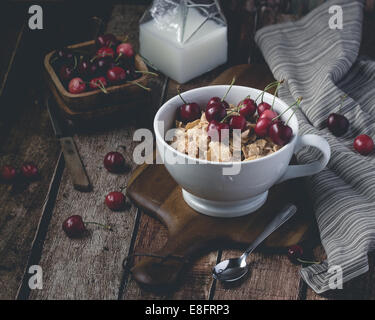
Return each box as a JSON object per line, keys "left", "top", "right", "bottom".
{"left": 44, "top": 40, "right": 150, "bottom": 111}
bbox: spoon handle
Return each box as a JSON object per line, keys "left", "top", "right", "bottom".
{"left": 242, "top": 204, "right": 297, "bottom": 258}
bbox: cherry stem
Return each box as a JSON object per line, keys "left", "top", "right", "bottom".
{"left": 115, "top": 53, "right": 122, "bottom": 62}
{"left": 255, "top": 81, "right": 280, "bottom": 103}
{"left": 122, "top": 35, "right": 129, "bottom": 43}
{"left": 130, "top": 81, "right": 151, "bottom": 91}
{"left": 297, "top": 258, "right": 321, "bottom": 265}
{"left": 85, "top": 221, "right": 112, "bottom": 231}
{"left": 271, "top": 79, "right": 284, "bottom": 110}
{"left": 272, "top": 97, "right": 303, "bottom": 124}
{"left": 97, "top": 79, "right": 108, "bottom": 94}
{"left": 221, "top": 110, "right": 240, "bottom": 123}
{"left": 177, "top": 88, "right": 188, "bottom": 104}
{"left": 221, "top": 77, "right": 236, "bottom": 102}
{"left": 135, "top": 70, "right": 159, "bottom": 77}
{"left": 73, "top": 56, "right": 78, "bottom": 70}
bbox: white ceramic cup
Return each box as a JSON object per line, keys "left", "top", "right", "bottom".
{"left": 154, "top": 85, "right": 331, "bottom": 218}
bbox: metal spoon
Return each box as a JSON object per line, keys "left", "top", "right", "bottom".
{"left": 212, "top": 204, "right": 297, "bottom": 282}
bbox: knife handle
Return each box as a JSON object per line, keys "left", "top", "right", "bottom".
{"left": 60, "top": 137, "right": 91, "bottom": 192}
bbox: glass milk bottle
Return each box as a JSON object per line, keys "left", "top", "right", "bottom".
{"left": 139, "top": 0, "right": 228, "bottom": 84}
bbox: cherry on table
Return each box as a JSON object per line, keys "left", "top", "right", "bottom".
{"left": 269, "top": 122, "right": 293, "bottom": 146}
{"left": 207, "top": 120, "right": 230, "bottom": 141}
{"left": 21, "top": 163, "right": 39, "bottom": 180}
{"left": 68, "top": 77, "right": 86, "bottom": 94}
{"left": 238, "top": 98, "right": 256, "bottom": 119}
{"left": 105, "top": 191, "right": 126, "bottom": 211}
{"left": 257, "top": 102, "right": 272, "bottom": 115}
{"left": 254, "top": 118, "right": 272, "bottom": 137}
{"left": 62, "top": 215, "right": 87, "bottom": 238}
{"left": 287, "top": 245, "right": 304, "bottom": 264}
{"left": 1, "top": 165, "right": 17, "bottom": 183}
{"left": 354, "top": 134, "right": 374, "bottom": 155}
{"left": 327, "top": 113, "right": 349, "bottom": 136}
{"left": 259, "top": 109, "right": 278, "bottom": 121}
{"left": 205, "top": 102, "right": 226, "bottom": 122}
{"left": 229, "top": 115, "right": 246, "bottom": 131}
{"left": 106, "top": 66, "right": 126, "bottom": 84}
{"left": 104, "top": 151, "right": 125, "bottom": 173}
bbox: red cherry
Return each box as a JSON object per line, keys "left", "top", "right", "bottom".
{"left": 221, "top": 100, "right": 230, "bottom": 109}
{"left": 105, "top": 191, "right": 126, "bottom": 211}
{"left": 354, "top": 134, "right": 374, "bottom": 155}
{"left": 207, "top": 97, "right": 221, "bottom": 108}
{"left": 254, "top": 118, "right": 272, "bottom": 137}
{"left": 68, "top": 77, "right": 86, "bottom": 94}
{"left": 259, "top": 109, "right": 278, "bottom": 120}
{"left": 205, "top": 102, "right": 226, "bottom": 122}
{"left": 78, "top": 59, "right": 98, "bottom": 79}
{"left": 238, "top": 98, "right": 256, "bottom": 119}
{"left": 229, "top": 115, "right": 246, "bottom": 131}
{"left": 106, "top": 66, "right": 126, "bottom": 84}
{"left": 62, "top": 215, "right": 87, "bottom": 238}
{"left": 95, "top": 57, "right": 115, "bottom": 75}
{"left": 257, "top": 102, "right": 272, "bottom": 115}
{"left": 207, "top": 120, "right": 230, "bottom": 141}
{"left": 89, "top": 77, "right": 108, "bottom": 91}
{"left": 21, "top": 163, "right": 39, "bottom": 180}
{"left": 116, "top": 43, "right": 134, "bottom": 59}
{"left": 287, "top": 245, "right": 304, "bottom": 264}
{"left": 95, "top": 33, "right": 118, "bottom": 48}
{"left": 104, "top": 152, "right": 125, "bottom": 173}
{"left": 327, "top": 113, "right": 349, "bottom": 136}
{"left": 207, "top": 97, "right": 229, "bottom": 109}
{"left": 97, "top": 47, "right": 114, "bottom": 58}
{"left": 179, "top": 103, "right": 201, "bottom": 123}
{"left": 59, "top": 65, "right": 75, "bottom": 82}
{"left": 1, "top": 165, "right": 17, "bottom": 183}
{"left": 269, "top": 122, "right": 293, "bottom": 146}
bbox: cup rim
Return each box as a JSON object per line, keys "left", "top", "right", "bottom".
{"left": 154, "top": 85, "right": 298, "bottom": 166}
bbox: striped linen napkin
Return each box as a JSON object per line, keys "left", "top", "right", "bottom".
{"left": 255, "top": 0, "right": 375, "bottom": 293}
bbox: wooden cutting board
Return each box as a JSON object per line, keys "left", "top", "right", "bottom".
{"left": 127, "top": 65, "right": 315, "bottom": 289}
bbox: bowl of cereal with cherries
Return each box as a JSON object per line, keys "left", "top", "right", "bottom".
{"left": 154, "top": 82, "right": 330, "bottom": 218}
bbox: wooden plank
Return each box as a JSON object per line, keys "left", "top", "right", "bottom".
{"left": 121, "top": 68, "right": 224, "bottom": 300}
{"left": 0, "top": 95, "right": 61, "bottom": 300}
{"left": 29, "top": 3, "right": 167, "bottom": 300}
{"left": 0, "top": 1, "right": 115, "bottom": 300}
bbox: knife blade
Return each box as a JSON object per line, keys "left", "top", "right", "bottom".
{"left": 46, "top": 95, "right": 91, "bottom": 192}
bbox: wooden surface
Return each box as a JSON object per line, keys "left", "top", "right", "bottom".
{"left": 1, "top": 0, "right": 375, "bottom": 300}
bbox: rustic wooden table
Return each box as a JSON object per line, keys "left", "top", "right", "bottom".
{"left": 1, "top": 1, "right": 375, "bottom": 300}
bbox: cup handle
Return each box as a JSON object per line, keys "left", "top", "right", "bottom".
{"left": 277, "top": 134, "right": 331, "bottom": 183}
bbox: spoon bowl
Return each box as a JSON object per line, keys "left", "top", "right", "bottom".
{"left": 212, "top": 204, "right": 297, "bottom": 282}
{"left": 212, "top": 257, "right": 248, "bottom": 282}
